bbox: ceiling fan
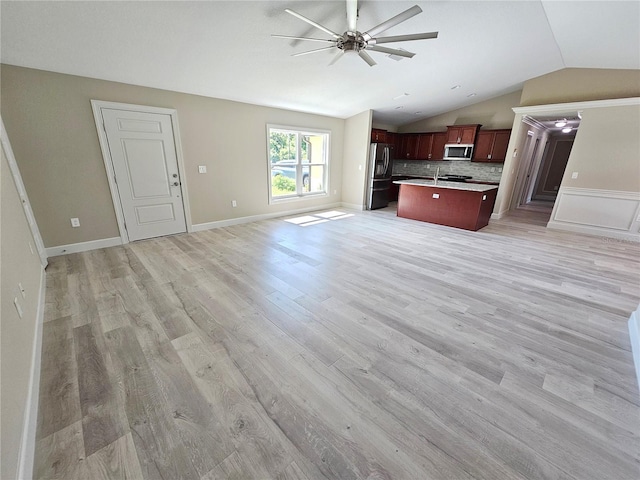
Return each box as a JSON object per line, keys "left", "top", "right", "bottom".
{"left": 272, "top": 0, "right": 438, "bottom": 66}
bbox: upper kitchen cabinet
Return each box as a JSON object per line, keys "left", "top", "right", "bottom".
{"left": 416, "top": 132, "right": 447, "bottom": 160}
{"left": 371, "top": 128, "right": 387, "bottom": 143}
{"left": 431, "top": 132, "right": 447, "bottom": 160}
{"left": 386, "top": 132, "right": 399, "bottom": 151}
{"left": 446, "top": 124, "right": 481, "bottom": 144}
{"left": 399, "top": 134, "right": 420, "bottom": 159}
{"left": 473, "top": 129, "right": 511, "bottom": 163}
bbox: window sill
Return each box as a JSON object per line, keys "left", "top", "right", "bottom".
{"left": 269, "top": 192, "right": 328, "bottom": 205}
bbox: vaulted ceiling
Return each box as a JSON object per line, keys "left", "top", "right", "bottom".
{"left": 2, "top": 1, "right": 638, "bottom": 126}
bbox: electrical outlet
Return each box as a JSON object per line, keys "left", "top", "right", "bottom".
{"left": 70, "top": 218, "right": 80, "bottom": 227}
{"left": 427, "top": 164, "right": 430, "bottom": 169}
{"left": 571, "top": 172, "right": 579, "bottom": 179}
{"left": 198, "top": 165, "right": 207, "bottom": 174}
{"left": 490, "top": 167, "right": 495, "bottom": 172}
{"left": 18, "top": 283, "right": 26, "bottom": 299}
{"left": 232, "top": 200, "right": 237, "bottom": 207}
{"left": 498, "top": 167, "right": 503, "bottom": 172}
{"left": 333, "top": 189, "right": 337, "bottom": 195}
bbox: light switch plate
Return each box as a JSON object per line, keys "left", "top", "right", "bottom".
{"left": 571, "top": 172, "right": 579, "bottom": 179}
{"left": 432, "top": 193, "right": 440, "bottom": 199}
{"left": 198, "top": 165, "right": 207, "bottom": 174}
{"left": 71, "top": 217, "right": 80, "bottom": 227}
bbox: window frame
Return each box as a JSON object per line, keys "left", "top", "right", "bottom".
{"left": 267, "top": 124, "right": 330, "bottom": 204}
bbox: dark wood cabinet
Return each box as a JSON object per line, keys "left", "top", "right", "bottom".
{"left": 431, "top": 132, "right": 447, "bottom": 160}
{"left": 472, "top": 129, "right": 511, "bottom": 163}
{"left": 371, "top": 128, "right": 387, "bottom": 143}
{"left": 400, "top": 134, "right": 420, "bottom": 159}
{"left": 416, "top": 133, "right": 433, "bottom": 159}
{"left": 446, "top": 124, "right": 480, "bottom": 145}
{"left": 397, "top": 132, "right": 447, "bottom": 160}
{"left": 386, "top": 132, "right": 399, "bottom": 152}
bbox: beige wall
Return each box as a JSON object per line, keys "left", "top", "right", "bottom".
{"left": 1, "top": 65, "right": 345, "bottom": 247}
{"left": 562, "top": 104, "right": 640, "bottom": 192}
{"left": 341, "top": 110, "right": 372, "bottom": 208}
{"left": 1, "top": 146, "right": 44, "bottom": 479}
{"left": 399, "top": 90, "right": 522, "bottom": 133}
{"left": 520, "top": 68, "right": 640, "bottom": 106}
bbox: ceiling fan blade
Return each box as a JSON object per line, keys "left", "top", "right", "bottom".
{"left": 285, "top": 9, "right": 342, "bottom": 39}
{"left": 373, "top": 32, "right": 439, "bottom": 44}
{"left": 358, "top": 50, "right": 377, "bottom": 67}
{"left": 292, "top": 46, "right": 336, "bottom": 57}
{"left": 346, "top": 0, "right": 358, "bottom": 32}
{"left": 272, "top": 34, "right": 336, "bottom": 43}
{"left": 363, "top": 5, "right": 422, "bottom": 40}
{"left": 328, "top": 51, "right": 346, "bottom": 66}
{"left": 366, "top": 45, "right": 415, "bottom": 58}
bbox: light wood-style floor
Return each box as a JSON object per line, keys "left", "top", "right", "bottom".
{"left": 35, "top": 207, "right": 640, "bottom": 479}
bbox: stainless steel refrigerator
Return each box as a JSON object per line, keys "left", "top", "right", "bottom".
{"left": 366, "top": 143, "right": 394, "bottom": 210}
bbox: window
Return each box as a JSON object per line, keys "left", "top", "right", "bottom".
{"left": 268, "top": 125, "right": 329, "bottom": 202}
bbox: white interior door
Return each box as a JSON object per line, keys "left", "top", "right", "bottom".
{"left": 101, "top": 108, "right": 186, "bottom": 242}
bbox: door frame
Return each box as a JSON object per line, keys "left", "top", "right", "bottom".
{"left": 91, "top": 100, "right": 192, "bottom": 244}
{"left": 1, "top": 115, "right": 48, "bottom": 266}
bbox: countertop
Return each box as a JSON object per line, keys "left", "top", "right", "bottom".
{"left": 393, "top": 178, "right": 499, "bottom": 192}
{"left": 392, "top": 175, "right": 500, "bottom": 186}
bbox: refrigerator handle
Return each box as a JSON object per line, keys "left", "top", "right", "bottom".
{"left": 383, "top": 147, "right": 389, "bottom": 175}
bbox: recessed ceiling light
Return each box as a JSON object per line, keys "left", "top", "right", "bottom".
{"left": 451, "top": 85, "right": 461, "bottom": 90}
{"left": 393, "top": 93, "right": 409, "bottom": 100}
{"left": 395, "top": 106, "right": 404, "bottom": 110}
{"left": 414, "top": 111, "right": 422, "bottom": 115}
{"left": 562, "top": 127, "right": 572, "bottom": 133}
{"left": 555, "top": 119, "right": 567, "bottom": 127}
{"left": 467, "top": 93, "right": 477, "bottom": 97}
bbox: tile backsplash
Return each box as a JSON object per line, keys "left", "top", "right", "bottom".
{"left": 392, "top": 160, "right": 504, "bottom": 183}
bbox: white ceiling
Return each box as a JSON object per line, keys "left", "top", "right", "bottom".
{"left": 1, "top": 1, "right": 638, "bottom": 126}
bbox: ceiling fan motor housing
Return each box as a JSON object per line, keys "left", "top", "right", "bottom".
{"left": 338, "top": 32, "right": 366, "bottom": 52}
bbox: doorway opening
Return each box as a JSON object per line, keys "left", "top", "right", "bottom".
{"left": 510, "top": 113, "right": 581, "bottom": 223}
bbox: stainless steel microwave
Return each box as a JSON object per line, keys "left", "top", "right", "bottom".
{"left": 444, "top": 144, "right": 474, "bottom": 160}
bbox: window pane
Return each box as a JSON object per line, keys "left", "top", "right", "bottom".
{"left": 302, "top": 134, "right": 325, "bottom": 164}
{"left": 271, "top": 166, "right": 297, "bottom": 197}
{"left": 302, "top": 165, "right": 324, "bottom": 194}
{"left": 270, "top": 131, "right": 297, "bottom": 164}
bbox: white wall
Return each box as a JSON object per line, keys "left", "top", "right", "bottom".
{"left": 341, "top": 110, "right": 372, "bottom": 209}
{"left": 1, "top": 141, "right": 45, "bottom": 479}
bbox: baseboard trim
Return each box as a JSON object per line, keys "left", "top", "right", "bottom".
{"left": 17, "top": 267, "right": 46, "bottom": 480}
{"left": 192, "top": 203, "right": 344, "bottom": 232}
{"left": 491, "top": 210, "right": 506, "bottom": 220}
{"left": 546, "top": 220, "right": 640, "bottom": 242}
{"left": 629, "top": 307, "right": 640, "bottom": 395}
{"left": 340, "top": 202, "right": 364, "bottom": 211}
{"left": 45, "top": 237, "right": 123, "bottom": 257}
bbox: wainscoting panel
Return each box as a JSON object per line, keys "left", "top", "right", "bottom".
{"left": 548, "top": 187, "right": 640, "bottom": 241}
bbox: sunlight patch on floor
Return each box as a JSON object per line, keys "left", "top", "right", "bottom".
{"left": 284, "top": 210, "right": 355, "bottom": 227}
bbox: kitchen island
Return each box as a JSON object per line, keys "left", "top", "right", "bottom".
{"left": 394, "top": 179, "right": 498, "bottom": 231}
